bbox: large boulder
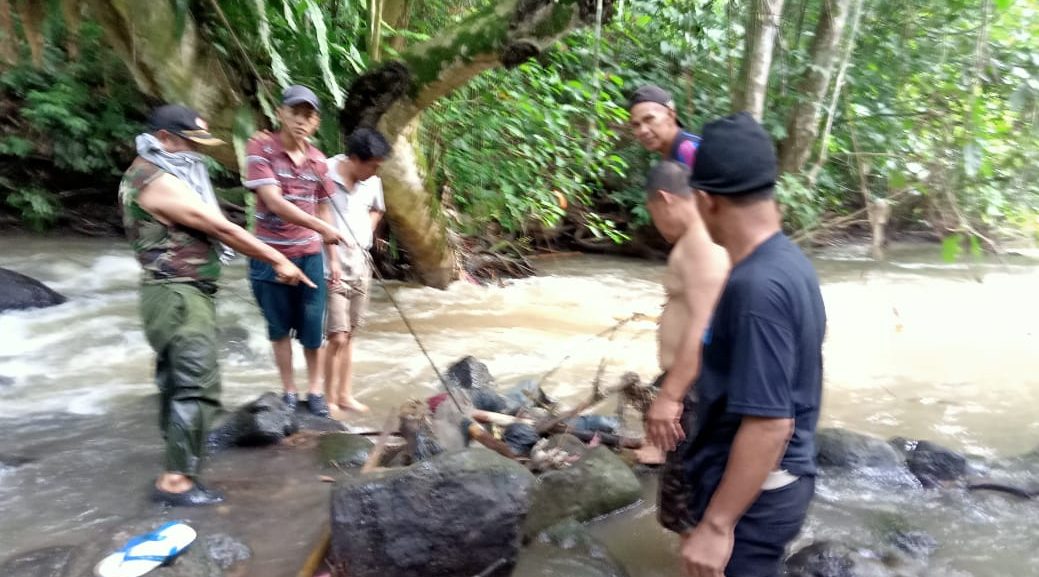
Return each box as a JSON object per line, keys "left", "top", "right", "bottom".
{"left": 524, "top": 446, "right": 642, "bottom": 537}
{"left": 817, "top": 428, "right": 905, "bottom": 469}
{"left": 513, "top": 519, "right": 631, "bottom": 577}
{"left": 0, "top": 267, "right": 67, "bottom": 313}
{"left": 330, "top": 447, "right": 536, "bottom": 577}
{"left": 0, "top": 546, "right": 78, "bottom": 577}
{"left": 207, "top": 392, "right": 299, "bottom": 450}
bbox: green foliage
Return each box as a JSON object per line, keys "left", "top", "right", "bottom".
{"left": 776, "top": 173, "right": 824, "bottom": 232}
{"left": 5, "top": 187, "right": 60, "bottom": 231}
{"left": 803, "top": 0, "right": 1039, "bottom": 235}
{"left": 199, "top": 0, "right": 367, "bottom": 143}
{"left": 0, "top": 19, "right": 144, "bottom": 176}
{"left": 425, "top": 35, "right": 629, "bottom": 237}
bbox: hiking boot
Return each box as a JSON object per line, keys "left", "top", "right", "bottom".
{"left": 282, "top": 392, "right": 299, "bottom": 411}
{"left": 152, "top": 484, "right": 225, "bottom": 507}
{"left": 307, "top": 393, "right": 330, "bottom": 417}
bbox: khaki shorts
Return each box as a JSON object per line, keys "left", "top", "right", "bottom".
{"left": 326, "top": 274, "right": 371, "bottom": 334}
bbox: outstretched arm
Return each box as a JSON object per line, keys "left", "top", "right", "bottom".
{"left": 138, "top": 174, "right": 315, "bottom": 288}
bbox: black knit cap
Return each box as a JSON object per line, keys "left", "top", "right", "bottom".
{"left": 689, "top": 112, "right": 777, "bottom": 195}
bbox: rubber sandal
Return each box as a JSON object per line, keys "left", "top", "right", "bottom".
{"left": 94, "top": 521, "right": 196, "bottom": 577}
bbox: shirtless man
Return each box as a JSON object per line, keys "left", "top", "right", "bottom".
{"left": 642, "top": 160, "right": 730, "bottom": 531}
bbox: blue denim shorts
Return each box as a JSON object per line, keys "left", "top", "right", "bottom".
{"left": 248, "top": 253, "right": 326, "bottom": 349}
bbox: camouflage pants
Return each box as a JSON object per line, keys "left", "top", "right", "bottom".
{"left": 657, "top": 375, "right": 699, "bottom": 534}
{"left": 140, "top": 282, "right": 222, "bottom": 478}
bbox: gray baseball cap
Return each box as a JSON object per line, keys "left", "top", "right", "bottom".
{"left": 282, "top": 84, "right": 320, "bottom": 110}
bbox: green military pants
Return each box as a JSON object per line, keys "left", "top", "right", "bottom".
{"left": 139, "top": 282, "right": 222, "bottom": 478}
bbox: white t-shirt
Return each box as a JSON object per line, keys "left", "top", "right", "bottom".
{"left": 326, "top": 155, "right": 385, "bottom": 278}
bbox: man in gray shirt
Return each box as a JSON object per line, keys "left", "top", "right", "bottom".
{"left": 324, "top": 128, "right": 391, "bottom": 413}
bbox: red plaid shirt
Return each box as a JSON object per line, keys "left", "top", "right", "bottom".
{"left": 244, "top": 135, "right": 334, "bottom": 258}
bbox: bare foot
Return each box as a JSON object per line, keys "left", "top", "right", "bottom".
{"left": 156, "top": 472, "right": 194, "bottom": 494}
{"left": 337, "top": 397, "right": 370, "bottom": 413}
{"left": 634, "top": 445, "right": 667, "bottom": 465}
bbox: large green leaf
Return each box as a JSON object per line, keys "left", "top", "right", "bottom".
{"left": 253, "top": 0, "right": 292, "bottom": 89}
{"left": 303, "top": 0, "right": 345, "bottom": 107}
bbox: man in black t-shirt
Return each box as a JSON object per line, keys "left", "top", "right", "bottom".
{"left": 676, "top": 112, "right": 827, "bottom": 577}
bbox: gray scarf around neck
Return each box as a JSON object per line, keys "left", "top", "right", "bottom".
{"left": 135, "top": 133, "right": 235, "bottom": 263}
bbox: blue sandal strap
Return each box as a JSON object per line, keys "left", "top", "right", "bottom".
{"left": 118, "top": 521, "right": 187, "bottom": 558}
{"left": 123, "top": 544, "right": 179, "bottom": 564}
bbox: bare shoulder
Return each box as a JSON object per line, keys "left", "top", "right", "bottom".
{"left": 138, "top": 173, "right": 204, "bottom": 224}
{"left": 672, "top": 231, "right": 729, "bottom": 269}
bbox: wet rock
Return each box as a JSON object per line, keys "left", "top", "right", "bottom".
{"left": 514, "top": 519, "right": 630, "bottom": 577}
{"left": 319, "top": 433, "right": 374, "bottom": 469}
{"left": 0, "top": 375, "right": 14, "bottom": 387}
{"left": 330, "top": 447, "right": 535, "bottom": 577}
{"left": 294, "top": 404, "right": 348, "bottom": 434}
{"left": 0, "top": 546, "right": 77, "bottom": 577}
{"left": 888, "top": 530, "right": 938, "bottom": 560}
{"left": 201, "top": 533, "right": 251, "bottom": 570}
{"left": 503, "top": 423, "right": 540, "bottom": 457}
{"left": 785, "top": 541, "right": 901, "bottom": 577}
{"left": 524, "top": 446, "right": 642, "bottom": 537}
{"left": 0, "top": 267, "right": 67, "bottom": 313}
{"left": 817, "top": 428, "right": 905, "bottom": 469}
{"left": 152, "top": 541, "right": 221, "bottom": 577}
{"left": 216, "top": 325, "right": 253, "bottom": 360}
{"left": 905, "top": 441, "right": 967, "bottom": 488}
{"left": 207, "top": 392, "right": 299, "bottom": 450}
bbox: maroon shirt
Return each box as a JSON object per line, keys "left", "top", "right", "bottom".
{"left": 244, "top": 135, "right": 334, "bottom": 258}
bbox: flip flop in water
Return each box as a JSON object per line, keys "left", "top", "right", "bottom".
{"left": 94, "top": 521, "right": 196, "bottom": 577}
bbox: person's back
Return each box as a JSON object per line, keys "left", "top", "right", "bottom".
{"left": 687, "top": 233, "right": 826, "bottom": 505}
{"left": 678, "top": 112, "right": 825, "bottom": 577}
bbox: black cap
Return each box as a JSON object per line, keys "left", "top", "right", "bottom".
{"left": 282, "top": 84, "right": 321, "bottom": 109}
{"left": 147, "top": 104, "right": 223, "bottom": 146}
{"left": 628, "top": 84, "right": 684, "bottom": 127}
{"left": 689, "top": 112, "right": 777, "bottom": 196}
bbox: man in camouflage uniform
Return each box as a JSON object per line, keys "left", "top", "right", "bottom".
{"left": 122, "top": 104, "right": 313, "bottom": 507}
